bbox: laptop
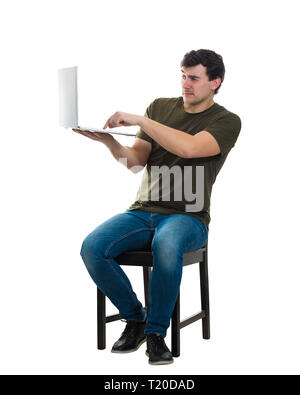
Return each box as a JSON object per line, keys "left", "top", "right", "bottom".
{"left": 58, "top": 66, "right": 136, "bottom": 136}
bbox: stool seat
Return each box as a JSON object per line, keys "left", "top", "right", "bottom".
{"left": 97, "top": 243, "right": 210, "bottom": 357}
{"left": 115, "top": 247, "right": 205, "bottom": 267}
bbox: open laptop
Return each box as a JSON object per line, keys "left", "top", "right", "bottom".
{"left": 58, "top": 66, "right": 136, "bottom": 136}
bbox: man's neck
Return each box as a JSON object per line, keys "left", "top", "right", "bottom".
{"left": 183, "top": 97, "right": 215, "bottom": 114}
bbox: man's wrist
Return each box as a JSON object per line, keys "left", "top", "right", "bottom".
{"left": 104, "top": 136, "right": 119, "bottom": 150}
{"left": 137, "top": 115, "right": 147, "bottom": 128}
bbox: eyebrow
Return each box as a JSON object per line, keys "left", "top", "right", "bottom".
{"left": 181, "top": 69, "right": 200, "bottom": 79}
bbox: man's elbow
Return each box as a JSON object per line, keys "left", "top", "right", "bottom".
{"left": 185, "top": 132, "right": 222, "bottom": 158}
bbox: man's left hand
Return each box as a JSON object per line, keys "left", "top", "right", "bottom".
{"left": 103, "top": 112, "right": 142, "bottom": 129}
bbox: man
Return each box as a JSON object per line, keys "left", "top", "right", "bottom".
{"left": 74, "top": 49, "right": 241, "bottom": 365}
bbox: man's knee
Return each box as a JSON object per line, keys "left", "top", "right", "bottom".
{"left": 80, "top": 232, "right": 105, "bottom": 261}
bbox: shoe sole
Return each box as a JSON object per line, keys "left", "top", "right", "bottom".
{"left": 145, "top": 351, "right": 174, "bottom": 365}
{"left": 111, "top": 337, "right": 146, "bottom": 353}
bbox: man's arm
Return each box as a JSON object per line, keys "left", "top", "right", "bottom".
{"left": 106, "top": 136, "right": 152, "bottom": 172}
{"left": 103, "top": 111, "right": 221, "bottom": 159}
{"left": 138, "top": 117, "right": 220, "bottom": 158}
{"left": 72, "top": 128, "right": 151, "bottom": 172}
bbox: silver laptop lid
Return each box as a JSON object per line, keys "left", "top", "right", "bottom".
{"left": 58, "top": 66, "right": 78, "bottom": 128}
{"left": 58, "top": 66, "right": 136, "bottom": 136}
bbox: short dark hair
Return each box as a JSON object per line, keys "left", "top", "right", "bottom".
{"left": 180, "top": 49, "right": 225, "bottom": 95}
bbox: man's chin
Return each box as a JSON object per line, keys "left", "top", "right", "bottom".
{"left": 182, "top": 95, "right": 196, "bottom": 104}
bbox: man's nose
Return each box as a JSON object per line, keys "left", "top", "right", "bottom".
{"left": 182, "top": 79, "right": 192, "bottom": 89}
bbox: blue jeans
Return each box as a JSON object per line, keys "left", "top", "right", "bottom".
{"left": 80, "top": 209, "right": 208, "bottom": 338}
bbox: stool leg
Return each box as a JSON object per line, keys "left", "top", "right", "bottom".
{"left": 143, "top": 266, "right": 151, "bottom": 308}
{"left": 97, "top": 287, "right": 106, "bottom": 349}
{"left": 171, "top": 291, "right": 180, "bottom": 357}
{"left": 200, "top": 248, "right": 210, "bottom": 339}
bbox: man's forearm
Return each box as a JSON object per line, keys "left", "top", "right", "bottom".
{"left": 138, "top": 116, "right": 194, "bottom": 158}
{"left": 105, "top": 138, "right": 143, "bottom": 171}
{"left": 102, "top": 111, "right": 194, "bottom": 158}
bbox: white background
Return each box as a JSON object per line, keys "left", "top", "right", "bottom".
{"left": 0, "top": 0, "right": 299, "bottom": 375}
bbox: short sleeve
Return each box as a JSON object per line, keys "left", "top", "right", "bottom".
{"left": 204, "top": 115, "right": 242, "bottom": 156}
{"left": 135, "top": 100, "right": 156, "bottom": 144}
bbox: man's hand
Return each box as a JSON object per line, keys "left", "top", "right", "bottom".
{"left": 72, "top": 128, "right": 115, "bottom": 145}
{"left": 103, "top": 111, "right": 142, "bottom": 129}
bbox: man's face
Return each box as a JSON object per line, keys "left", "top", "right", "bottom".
{"left": 181, "top": 64, "right": 219, "bottom": 106}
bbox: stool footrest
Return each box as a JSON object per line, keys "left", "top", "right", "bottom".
{"left": 180, "top": 311, "right": 206, "bottom": 329}
{"left": 106, "top": 313, "right": 121, "bottom": 323}
{"left": 105, "top": 307, "right": 148, "bottom": 323}
{"left": 105, "top": 310, "right": 206, "bottom": 328}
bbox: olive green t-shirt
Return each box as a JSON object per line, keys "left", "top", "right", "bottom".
{"left": 127, "top": 97, "right": 241, "bottom": 229}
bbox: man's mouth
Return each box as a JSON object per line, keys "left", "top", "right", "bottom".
{"left": 184, "top": 92, "right": 193, "bottom": 95}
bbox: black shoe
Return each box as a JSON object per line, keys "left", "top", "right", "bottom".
{"left": 146, "top": 334, "right": 174, "bottom": 365}
{"left": 111, "top": 319, "right": 146, "bottom": 353}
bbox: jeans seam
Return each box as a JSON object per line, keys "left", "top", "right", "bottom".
{"left": 193, "top": 219, "right": 208, "bottom": 241}
{"left": 104, "top": 257, "right": 141, "bottom": 308}
{"left": 199, "top": 223, "right": 208, "bottom": 247}
{"left": 104, "top": 227, "right": 152, "bottom": 258}
{"left": 185, "top": 219, "right": 208, "bottom": 251}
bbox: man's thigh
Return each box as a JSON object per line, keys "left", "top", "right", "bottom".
{"left": 152, "top": 213, "right": 208, "bottom": 254}
{"left": 81, "top": 211, "right": 155, "bottom": 258}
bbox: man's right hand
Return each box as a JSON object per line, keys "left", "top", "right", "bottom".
{"left": 72, "top": 128, "right": 115, "bottom": 146}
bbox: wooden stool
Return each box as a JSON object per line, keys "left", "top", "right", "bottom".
{"left": 97, "top": 243, "right": 209, "bottom": 357}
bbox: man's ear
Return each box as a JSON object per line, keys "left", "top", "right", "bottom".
{"left": 211, "top": 77, "right": 221, "bottom": 92}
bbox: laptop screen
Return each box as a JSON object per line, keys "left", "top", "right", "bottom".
{"left": 58, "top": 66, "right": 78, "bottom": 128}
